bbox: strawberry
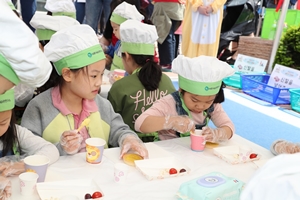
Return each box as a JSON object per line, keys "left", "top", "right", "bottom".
{"left": 169, "top": 168, "right": 178, "bottom": 175}
{"left": 249, "top": 153, "right": 258, "bottom": 159}
{"left": 92, "top": 191, "right": 103, "bottom": 199}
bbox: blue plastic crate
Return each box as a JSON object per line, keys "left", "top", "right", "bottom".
{"left": 289, "top": 88, "right": 300, "bottom": 112}
{"left": 241, "top": 74, "right": 291, "bottom": 105}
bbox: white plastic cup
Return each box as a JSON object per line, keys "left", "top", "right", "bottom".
{"left": 24, "top": 155, "right": 50, "bottom": 182}
{"left": 19, "top": 172, "right": 39, "bottom": 196}
{"left": 114, "top": 163, "right": 130, "bottom": 183}
{"left": 85, "top": 138, "right": 106, "bottom": 164}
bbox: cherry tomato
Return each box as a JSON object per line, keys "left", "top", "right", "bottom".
{"left": 85, "top": 193, "right": 92, "bottom": 199}
{"left": 169, "top": 168, "right": 178, "bottom": 175}
{"left": 92, "top": 191, "right": 103, "bottom": 199}
{"left": 249, "top": 153, "right": 258, "bottom": 159}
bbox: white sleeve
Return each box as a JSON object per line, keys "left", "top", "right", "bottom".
{"left": 16, "top": 125, "right": 59, "bottom": 165}
{"left": 0, "top": 1, "right": 52, "bottom": 87}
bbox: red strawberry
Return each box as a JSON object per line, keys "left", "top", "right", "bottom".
{"left": 249, "top": 153, "right": 258, "bottom": 159}
{"left": 169, "top": 168, "right": 178, "bottom": 175}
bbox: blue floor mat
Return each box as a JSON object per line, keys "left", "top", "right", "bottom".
{"left": 215, "top": 98, "right": 300, "bottom": 149}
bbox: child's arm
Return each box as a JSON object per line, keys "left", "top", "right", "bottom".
{"left": 139, "top": 115, "right": 195, "bottom": 133}
{"left": 16, "top": 125, "right": 60, "bottom": 165}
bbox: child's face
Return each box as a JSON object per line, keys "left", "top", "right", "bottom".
{"left": 111, "top": 22, "right": 120, "bottom": 39}
{"left": 0, "top": 110, "right": 12, "bottom": 137}
{"left": 182, "top": 91, "right": 216, "bottom": 113}
{"left": 66, "top": 59, "right": 106, "bottom": 100}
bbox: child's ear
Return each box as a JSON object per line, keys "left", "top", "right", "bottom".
{"left": 61, "top": 68, "right": 72, "bottom": 82}
{"left": 123, "top": 52, "right": 131, "bottom": 63}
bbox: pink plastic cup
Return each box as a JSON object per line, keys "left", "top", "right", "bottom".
{"left": 190, "top": 130, "right": 206, "bottom": 151}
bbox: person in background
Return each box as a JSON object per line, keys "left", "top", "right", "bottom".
{"left": 21, "top": 25, "right": 148, "bottom": 159}
{"left": 20, "top": 0, "right": 36, "bottom": 31}
{"left": 0, "top": 2, "right": 54, "bottom": 199}
{"left": 30, "top": 14, "right": 79, "bottom": 51}
{"left": 150, "top": 0, "right": 184, "bottom": 70}
{"left": 107, "top": 1, "right": 144, "bottom": 71}
{"left": 85, "top": 0, "right": 112, "bottom": 33}
{"left": 240, "top": 153, "right": 300, "bottom": 199}
{"left": 74, "top": 0, "right": 86, "bottom": 23}
{"left": 181, "top": 0, "right": 226, "bottom": 57}
{"left": 44, "top": 0, "right": 76, "bottom": 19}
{"left": 135, "top": 55, "right": 235, "bottom": 142}
{"left": 107, "top": 20, "right": 176, "bottom": 142}
{"left": 270, "top": 139, "right": 300, "bottom": 155}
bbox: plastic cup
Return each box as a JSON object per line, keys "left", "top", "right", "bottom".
{"left": 113, "top": 69, "right": 125, "bottom": 81}
{"left": 114, "top": 163, "right": 130, "bottom": 183}
{"left": 85, "top": 138, "right": 106, "bottom": 164}
{"left": 24, "top": 155, "right": 50, "bottom": 182}
{"left": 19, "top": 172, "right": 39, "bottom": 196}
{"left": 190, "top": 130, "right": 206, "bottom": 151}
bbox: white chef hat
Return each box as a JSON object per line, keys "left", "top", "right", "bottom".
{"left": 110, "top": 2, "right": 144, "bottom": 25}
{"left": 240, "top": 153, "right": 300, "bottom": 200}
{"left": 172, "top": 55, "right": 234, "bottom": 95}
{"left": 120, "top": 20, "right": 158, "bottom": 55}
{"left": 30, "top": 13, "right": 79, "bottom": 41}
{"left": 0, "top": 1, "right": 52, "bottom": 87}
{"left": 45, "top": 0, "right": 76, "bottom": 19}
{"left": 44, "top": 24, "right": 105, "bottom": 75}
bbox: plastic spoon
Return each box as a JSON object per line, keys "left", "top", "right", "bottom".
{"left": 77, "top": 118, "right": 91, "bottom": 132}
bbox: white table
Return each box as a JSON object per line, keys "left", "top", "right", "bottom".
{"left": 10, "top": 135, "right": 274, "bottom": 200}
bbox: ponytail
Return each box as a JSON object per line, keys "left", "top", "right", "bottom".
{"left": 130, "top": 54, "right": 162, "bottom": 91}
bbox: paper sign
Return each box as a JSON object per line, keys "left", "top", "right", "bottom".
{"left": 268, "top": 64, "right": 300, "bottom": 88}
{"left": 233, "top": 54, "right": 267, "bottom": 74}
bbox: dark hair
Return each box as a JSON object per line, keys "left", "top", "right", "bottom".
{"left": 122, "top": 53, "right": 162, "bottom": 91}
{"left": 46, "top": 11, "right": 53, "bottom": 16}
{"left": 40, "top": 40, "right": 50, "bottom": 47}
{"left": 181, "top": 82, "right": 226, "bottom": 104}
{"left": 35, "top": 62, "right": 84, "bottom": 95}
{"left": 0, "top": 111, "right": 21, "bottom": 156}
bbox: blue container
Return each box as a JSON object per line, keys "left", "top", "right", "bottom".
{"left": 241, "top": 74, "right": 291, "bottom": 105}
{"left": 223, "top": 72, "right": 243, "bottom": 89}
{"left": 289, "top": 88, "right": 300, "bottom": 112}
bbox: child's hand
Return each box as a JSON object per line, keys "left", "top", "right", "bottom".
{"left": 0, "top": 161, "right": 25, "bottom": 177}
{"left": 105, "top": 54, "right": 113, "bottom": 66}
{"left": 0, "top": 176, "right": 11, "bottom": 200}
{"left": 273, "top": 140, "right": 300, "bottom": 154}
{"left": 206, "top": 5, "right": 213, "bottom": 14}
{"left": 60, "top": 130, "right": 83, "bottom": 155}
{"left": 119, "top": 135, "right": 148, "bottom": 159}
{"left": 163, "top": 115, "right": 195, "bottom": 133}
{"left": 202, "top": 127, "right": 228, "bottom": 143}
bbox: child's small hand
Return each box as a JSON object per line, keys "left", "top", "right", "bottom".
{"left": 202, "top": 127, "right": 228, "bottom": 143}
{"left": 0, "top": 176, "right": 11, "bottom": 200}
{"left": 119, "top": 135, "right": 148, "bottom": 159}
{"left": 0, "top": 161, "right": 25, "bottom": 177}
{"left": 206, "top": 5, "right": 213, "bottom": 14}
{"left": 163, "top": 115, "right": 195, "bottom": 133}
{"left": 60, "top": 130, "right": 83, "bottom": 155}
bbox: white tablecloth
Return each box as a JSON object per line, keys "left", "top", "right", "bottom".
{"left": 10, "top": 135, "right": 274, "bottom": 200}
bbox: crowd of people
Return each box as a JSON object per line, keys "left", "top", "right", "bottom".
{"left": 0, "top": 0, "right": 300, "bottom": 199}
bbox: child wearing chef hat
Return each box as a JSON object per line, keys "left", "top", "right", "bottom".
{"left": 107, "top": 20, "right": 176, "bottom": 142}
{"left": 30, "top": 14, "right": 79, "bottom": 50}
{"left": 21, "top": 24, "right": 148, "bottom": 159}
{"left": 135, "top": 55, "right": 235, "bottom": 142}
{"left": 107, "top": 1, "right": 144, "bottom": 72}
{"left": 45, "top": 0, "right": 76, "bottom": 19}
{"left": 0, "top": 2, "right": 58, "bottom": 198}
